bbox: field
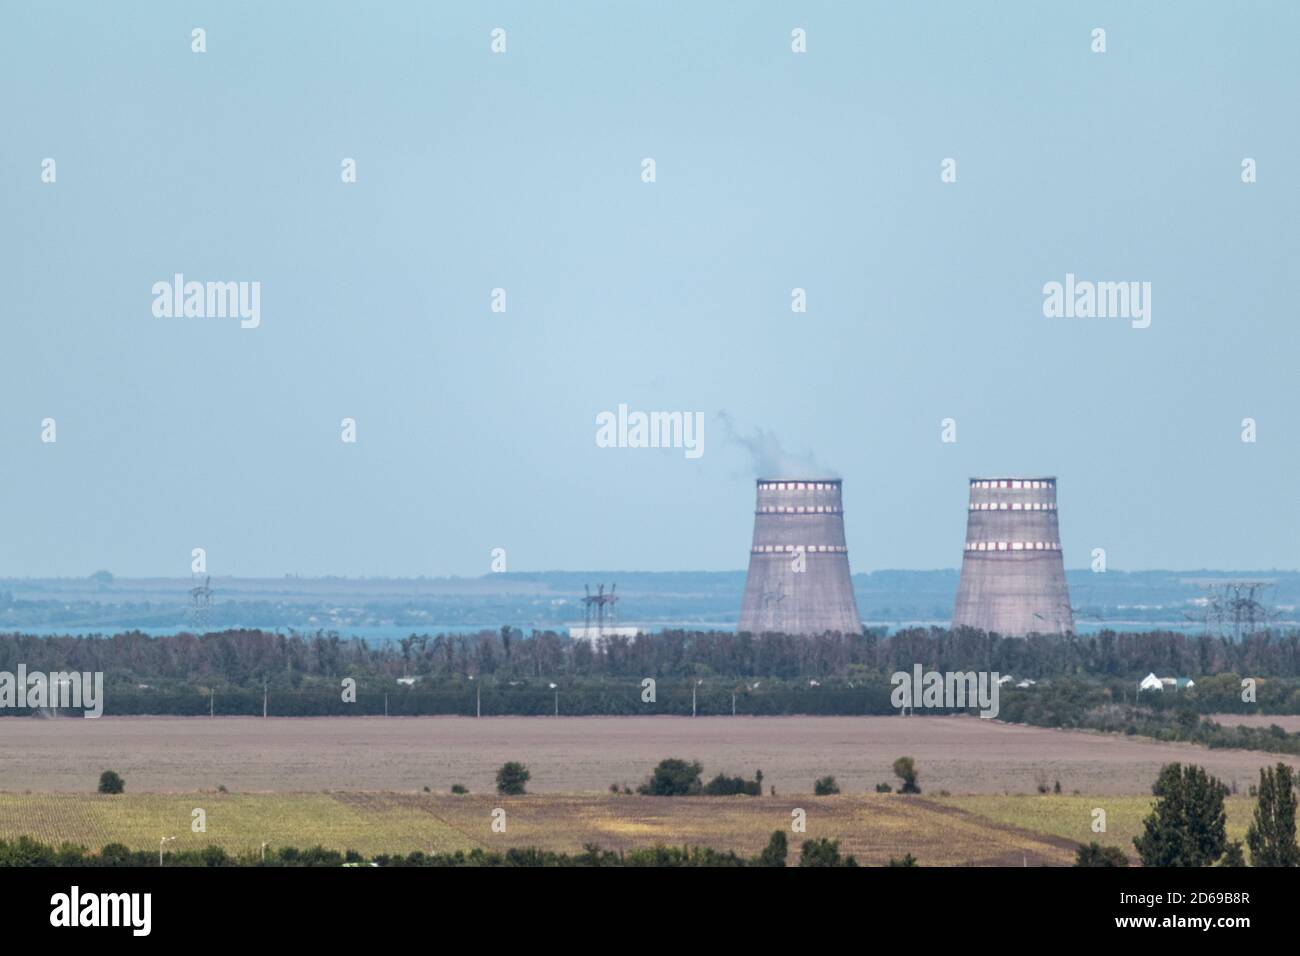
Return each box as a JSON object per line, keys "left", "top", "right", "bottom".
{"left": 933, "top": 794, "right": 1258, "bottom": 858}
{"left": 0, "top": 791, "right": 1092, "bottom": 865}
{"left": 3, "top": 715, "right": 1292, "bottom": 865}
{"left": 1209, "top": 713, "right": 1300, "bottom": 732}
{"left": 2, "top": 715, "right": 1296, "bottom": 796}
{"left": 0, "top": 791, "right": 1263, "bottom": 866}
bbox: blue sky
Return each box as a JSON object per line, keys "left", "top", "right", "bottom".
{"left": 2, "top": 1, "right": 1297, "bottom": 577}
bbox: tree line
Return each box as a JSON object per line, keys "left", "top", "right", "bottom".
{"left": 5, "top": 625, "right": 1300, "bottom": 687}
{"left": 0, "top": 832, "right": 858, "bottom": 868}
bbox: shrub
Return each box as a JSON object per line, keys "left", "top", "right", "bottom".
{"left": 888, "top": 853, "right": 918, "bottom": 867}
{"left": 495, "top": 763, "right": 530, "bottom": 796}
{"left": 637, "top": 758, "right": 703, "bottom": 796}
{"left": 755, "top": 831, "right": 788, "bottom": 867}
{"left": 97, "top": 771, "right": 125, "bottom": 795}
{"left": 703, "top": 772, "right": 761, "bottom": 796}
{"left": 799, "top": 838, "right": 857, "bottom": 867}
{"left": 813, "top": 776, "right": 840, "bottom": 796}
{"left": 875, "top": 782, "right": 893, "bottom": 793}
{"left": 1074, "top": 842, "right": 1128, "bottom": 867}
{"left": 893, "top": 757, "right": 920, "bottom": 794}
{"left": 450, "top": 783, "right": 468, "bottom": 794}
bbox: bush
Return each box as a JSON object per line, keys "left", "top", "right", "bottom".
{"left": 450, "top": 783, "right": 468, "bottom": 795}
{"left": 888, "top": 853, "right": 918, "bottom": 867}
{"left": 813, "top": 776, "right": 840, "bottom": 796}
{"left": 755, "top": 831, "right": 788, "bottom": 867}
{"left": 1074, "top": 842, "right": 1128, "bottom": 867}
{"left": 97, "top": 771, "right": 124, "bottom": 795}
{"left": 875, "top": 782, "right": 893, "bottom": 793}
{"left": 495, "top": 763, "right": 530, "bottom": 796}
{"left": 799, "top": 838, "right": 857, "bottom": 867}
{"left": 637, "top": 758, "right": 703, "bottom": 796}
{"left": 893, "top": 757, "right": 920, "bottom": 794}
{"left": 703, "top": 772, "right": 761, "bottom": 796}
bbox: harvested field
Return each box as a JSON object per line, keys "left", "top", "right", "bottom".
{"left": 1, "top": 715, "right": 1296, "bottom": 796}
{"left": 0, "top": 792, "right": 1082, "bottom": 866}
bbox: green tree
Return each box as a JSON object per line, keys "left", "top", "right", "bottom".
{"left": 1074, "top": 842, "right": 1128, "bottom": 867}
{"left": 495, "top": 762, "right": 530, "bottom": 796}
{"left": 755, "top": 831, "right": 787, "bottom": 867}
{"left": 702, "top": 772, "right": 760, "bottom": 796}
{"left": 637, "top": 758, "right": 703, "bottom": 796}
{"left": 1133, "top": 763, "right": 1227, "bottom": 867}
{"left": 813, "top": 776, "right": 840, "bottom": 796}
{"left": 1246, "top": 763, "right": 1299, "bottom": 867}
{"left": 893, "top": 756, "right": 920, "bottom": 794}
{"left": 97, "top": 770, "right": 125, "bottom": 795}
{"left": 799, "top": 837, "right": 858, "bottom": 867}
{"left": 1220, "top": 841, "right": 1246, "bottom": 867}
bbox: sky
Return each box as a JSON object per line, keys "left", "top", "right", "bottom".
{"left": 2, "top": 1, "right": 1297, "bottom": 578}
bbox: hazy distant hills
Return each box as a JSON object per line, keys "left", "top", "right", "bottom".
{"left": 1, "top": 570, "right": 1296, "bottom": 636}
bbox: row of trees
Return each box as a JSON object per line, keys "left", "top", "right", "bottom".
{"left": 9, "top": 674, "right": 1300, "bottom": 727}
{"left": 0, "top": 831, "right": 857, "bottom": 868}
{"left": 5, "top": 626, "right": 1300, "bottom": 688}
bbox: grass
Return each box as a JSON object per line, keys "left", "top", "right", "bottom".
{"left": 0, "top": 792, "right": 1087, "bottom": 865}
{"left": 938, "top": 794, "right": 1257, "bottom": 858}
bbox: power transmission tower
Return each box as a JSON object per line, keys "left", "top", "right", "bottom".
{"left": 582, "top": 583, "right": 619, "bottom": 637}
{"left": 188, "top": 575, "right": 214, "bottom": 633}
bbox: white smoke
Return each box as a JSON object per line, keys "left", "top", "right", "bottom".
{"left": 718, "top": 412, "right": 838, "bottom": 479}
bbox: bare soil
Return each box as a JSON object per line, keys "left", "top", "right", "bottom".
{"left": 2, "top": 715, "right": 1296, "bottom": 796}
{"left": 1207, "top": 713, "right": 1300, "bottom": 732}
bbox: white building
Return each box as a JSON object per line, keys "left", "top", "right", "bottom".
{"left": 1139, "top": 672, "right": 1164, "bottom": 691}
{"left": 1139, "top": 673, "right": 1195, "bottom": 692}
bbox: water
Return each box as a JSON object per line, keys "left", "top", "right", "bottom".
{"left": 9, "top": 619, "right": 1223, "bottom": 641}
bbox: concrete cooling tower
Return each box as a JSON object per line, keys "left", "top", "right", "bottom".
{"left": 738, "top": 479, "right": 862, "bottom": 636}
{"left": 953, "top": 477, "right": 1073, "bottom": 637}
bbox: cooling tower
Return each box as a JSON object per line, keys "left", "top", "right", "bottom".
{"left": 738, "top": 479, "right": 862, "bottom": 636}
{"left": 952, "top": 477, "right": 1073, "bottom": 637}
